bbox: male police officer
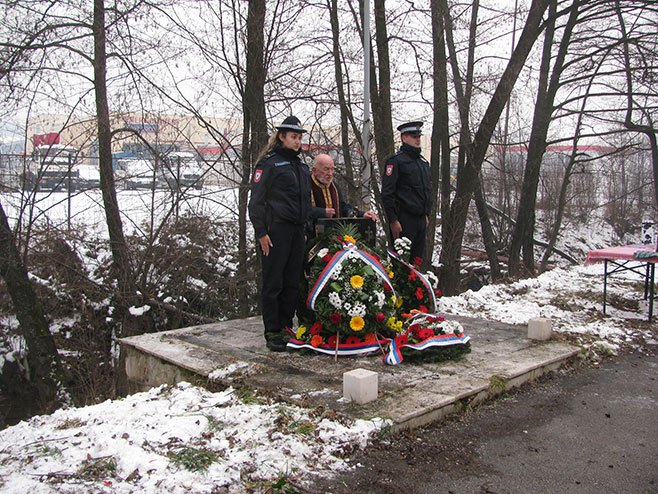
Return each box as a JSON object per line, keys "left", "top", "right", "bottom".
{"left": 381, "top": 121, "right": 432, "bottom": 262}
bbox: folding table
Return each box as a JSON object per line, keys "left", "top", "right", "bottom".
{"left": 585, "top": 244, "right": 658, "bottom": 322}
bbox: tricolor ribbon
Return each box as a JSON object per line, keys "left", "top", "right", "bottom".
{"left": 387, "top": 249, "right": 437, "bottom": 312}
{"left": 383, "top": 324, "right": 471, "bottom": 365}
{"left": 306, "top": 241, "right": 395, "bottom": 310}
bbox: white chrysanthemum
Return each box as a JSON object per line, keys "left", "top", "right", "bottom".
{"left": 394, "top": 236, "right": 412, "bottom": 254}
{"left": 343, "top": 302, "right": 352, "bottom": 311}
{"left": 436, "top": 320, "right": 463, "bottom": 335}
{"left": 425, "top": 271, "right": 439, "bottom": 288}
{"left": 373, "top": 291, "right": 386, "bottom": 308}
{"left": 347, "top": 303, "right": 366, "bottom": 318}
{"left": 331, "top": 265, "right": 343, "bottom": 279}
{"left": 328, "top": 291, "right": 342, "bottom": 308}
{"left": 317, "top": 248, "right": 329, "bottom": 258}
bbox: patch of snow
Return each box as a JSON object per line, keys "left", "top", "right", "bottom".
{"left": 0, "top": 383, "right": 388, "bottom": 493}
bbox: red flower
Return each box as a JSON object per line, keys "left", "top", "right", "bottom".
{"left": 419, "top": 328, "right": 434, "bottom": 340}
{"left": 407, "top": 271, "right": 417, "bottom": 281}
{"left": 322, "top": 253, "right": 332, "bottom": 263}
{"left": 434, "top": 288, "right": 443, "bottom": 297}
{"left": 413, "top": 257, "right": 423, "bottom": 268}
{"left": 345, "top": 336, "right": 362, "bottom": 345}
{"left": 395, "top": 334, "right": 409, "bottom": 347}
{"left": 415, "top": 287, "right": 424, "bottom": 300}
{"left": 329, "top": 312, "right": 342, "bottom": 324}
{"left": 375, "top": 312, "right": 386, "bottom": 323}
{"left": 310, "top": 335, "right": 323, "bottom": 347}
{"left": 419, "top": 305, "right": 428, "bottom": 313}
{"left": 327, "top": 335, "right": 338, "bottom": 347}
{"left": 364, "top": 333, "right": 378, "bottom": 344}
{"left": 310, "top": 322, "right": 323, "bottom": 335}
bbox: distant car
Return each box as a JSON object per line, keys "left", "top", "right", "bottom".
{"left": 121, "top": 159, "right": 160, "bottom": 190}
{"left": 160, "top": 151, "right": 204, "bottom": 190}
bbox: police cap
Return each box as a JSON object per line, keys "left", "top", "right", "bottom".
{"left": 397, "top": 121, "right": 423, "bottom": 136}
{"left": 276, "top": 115, "right": 307, "bottom": 133}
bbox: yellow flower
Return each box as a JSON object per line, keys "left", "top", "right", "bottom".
{"left": 343, "top": 235, "right": 356, "bottom": 244}
{"left": 395, "top": 320, "right": 403, "bottom": 330}
{"left": 296, "top": 325, "right": 307, "bottom": 339}
{"left": 350, "top": 275, "right": 364, "bottom": 288}
{"left": 388, "top": 270, "right": 394, "bottom": 279}
{"left": 350, "top": 316, "right": 365, "bottom": 331}
{"left": 395, "top": 296, "right": 403, "bottom": 308}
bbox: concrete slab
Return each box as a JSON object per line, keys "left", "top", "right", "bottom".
{"left": 119, "top": 314, "right": 581, "bottom": 432}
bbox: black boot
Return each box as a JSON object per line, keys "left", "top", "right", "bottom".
{"left": 265, "top": 333, "right": 288, "bottom": 352}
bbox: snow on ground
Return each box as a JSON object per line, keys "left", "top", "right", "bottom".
{"left": 0, "top": 382, "right": 387, "bottom": 493}
{"left": 440, "top": 262, "right": 655, "bottom": 352}
{"left": 2, "top": 187, "right": 239, "bottom": 237}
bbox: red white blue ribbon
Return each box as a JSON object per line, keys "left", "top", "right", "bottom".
{"left": 286, "top": 338, "right": 385, "bottom": 356}
{"left": 387, "top": 248, "right": 437, "bottom": 312}
{"left": 306, "top": 242, "right": 395, "bottom": 310}
{"left": 384, "top": 327, "right": 471, "bottom": 365}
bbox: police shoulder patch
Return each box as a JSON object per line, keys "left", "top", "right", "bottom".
{"left": 385, "top": 163, "right": 395, "bottom": 176}
{"left": 253, "top": 169, "right": 263, "bottom": 183}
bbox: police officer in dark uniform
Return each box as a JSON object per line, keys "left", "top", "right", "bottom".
{"left": 381, "top": 121, "right": 432, "bottom": 262}
{"left": 248, "top": 116, "right": 311, "bottom": 351}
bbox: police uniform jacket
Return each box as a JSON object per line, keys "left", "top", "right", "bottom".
{"left": 381, "top": 142, "right": 432, "bottom": 222}
{"left": 248, "top": 147, "right": 311, "bottom": 239}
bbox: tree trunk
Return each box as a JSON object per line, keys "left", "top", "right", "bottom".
{"left": 372, "top": 0, "right": 394, "bottom": 168}
{"left": 440, "top": 0, "right": 551, "bottom": 295}
{"left": 239, "top": 0, "right": 268, "bottom": 317}
{"left": 474, "top": 174, "right": 502, "bottom": 280}
{"left": 329, "top": 0, "right": 358, "bottom": 206}
{"left": 428, "top": 0, "right": 450, "bottom": 267}
{"left": 93, "top": 0, "right": 142, "bottom": 395}
{"left": 509, "top": 0, "right": 579, "bottom": 277}
{"left": 0, "top": 201, "right": 64, "bottom": 423}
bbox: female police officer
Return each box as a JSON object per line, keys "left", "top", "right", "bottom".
{"left": 248, "top": 116, "right": 311, "bottom": 351}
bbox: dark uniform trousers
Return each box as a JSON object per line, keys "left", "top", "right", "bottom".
{"left": 397, "top": 209, "right": 427, "bottom": 261}
{"left": 261, "top": 221, "right": 306, "bottom": 336}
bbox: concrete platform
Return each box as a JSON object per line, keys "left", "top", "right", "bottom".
{"left": 119, "top": 315, "right": 581, "bottom": 432}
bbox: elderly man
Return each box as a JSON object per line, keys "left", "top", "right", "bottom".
{"left": 297, "top": 153, "right": 378, "bottom": 325}
{"left": 309, "top": 153, "right": 378, "bottom": 224}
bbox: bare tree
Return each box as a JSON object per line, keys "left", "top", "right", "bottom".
{"left": 440, "top": 0, "right": 551, "bottom": 295}
{"left": 508, "top": 0, "right": 580, "bottom": 277}
{"left": 428, "top": 0, "right": 450, "bottom": 266}
{"left": 0, "top": 201, "right": 64, "bottom": 422}
{"left": 614, "top": 0, "right": 658, "bottom": 213}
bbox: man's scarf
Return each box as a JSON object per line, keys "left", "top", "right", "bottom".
{"left": 310, "top": 175, "right": 340, "bottom": 217}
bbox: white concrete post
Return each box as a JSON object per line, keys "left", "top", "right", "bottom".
{"left": 343, "top": 368, "right": 378, "bottom": 404}
{"left": 527, "top": 317, "right": 552, "bottom": 340}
